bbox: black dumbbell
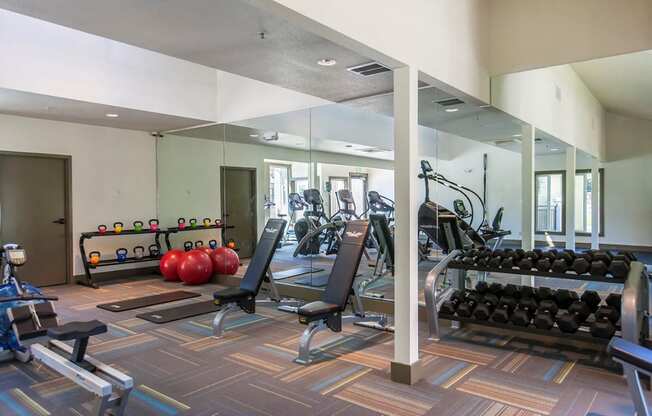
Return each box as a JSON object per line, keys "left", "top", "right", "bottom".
{"left": 571, "top": 257, "right": 591, "bottom": 274}
{"left": 488, "top": 250, "right": 503, "bottom": 269}
{"left": 608, "top": 255, "right": 631, "bottom": 278}
{"left": 558, "top": 300, "right": 591, "bottom": 333}
{"left": 590, "top": 251, "right": 613, "bottom": 276}
{"left": 440, "top": 290, "right": 465, "bottom": 315}
{"left": 511, "top": 297, "right": 538, "bottom": 327}
{"left": 551, "top": 257, "right": 570, "bottom": 273}
{"left": 536, "top": 257, "right": 552, "bottom": 272}
{"left": 554, "top": 289, "right": 579, "bottom": 310}
{"left": 502, "top": 284, "right": 521, "bottom": 299}
{"left": 605, "top": 293, "right": 622, "bottom": 310}
{"left": 580, "top": 291, "right": 601, "bottom": 313}
{"left": 476, "top": 251, "right": 492, "bottom": 267}
{"left": 519, "top": 286, "right": 535, "bottom": 300}
{"left": 473, "top": 293, "right": 499, "bottom": 320}
{"left": 475, "top": 281, "right": 489, "bottom": 295}
{"left": 595, "top": 305, "right": 620, "bottom": 323}
{"left": 491, "top": 296, "right": 517, "bottom": 323}
{"left": 456, "top": 291, "right": 482, "bottom": 317}
{"left": 518, "top": 251, "right": 540, "bottom": 270}
{"left": 535, "top": 286, "right": 555, "bottom": 302}
{"left": 488, "top": 282, "right": 504, "bottom": 298}
{"left": 501, "top": 256, "right": 516, "bottom": 269}
{"left": 534, "top": 299, "right": 559, "bottom": 330}
{"left": 590, "top": 319, "right": 616, "bottom": 339}
{"left": 619, "top": 251, "right": 637, "bottom": 262}
{"left": 462, "top": 250, "right": 478, "bottom": 266}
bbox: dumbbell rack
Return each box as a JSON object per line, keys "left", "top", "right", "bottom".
{"left": 78, "top": 228, "right": 169, "bottom": 289}
{"left": 425, "top": 250, "right": 649, "bottom": 348}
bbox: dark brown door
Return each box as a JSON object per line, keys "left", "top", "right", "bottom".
{"left": 221, "top": 167, "right": 257, "bottom": 258}
{"left": 0, "top": 154, "right": 68, "bottom": 286}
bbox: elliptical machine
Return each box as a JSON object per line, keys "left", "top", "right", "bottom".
{"left": 365, "top": 191, "right": 395, "bottom": 222}
{"left": 293, "top": 189, "right": 341, "bottom": 256}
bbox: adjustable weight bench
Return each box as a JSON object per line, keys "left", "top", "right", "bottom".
{"left": 609, "top": 337, "right": 652, "bottom": 416}
{"left": 295, "top": 220, "right": 385, "bottom": 364}
{"left": 212, "top": 218, "right": 289, "bottom": 336}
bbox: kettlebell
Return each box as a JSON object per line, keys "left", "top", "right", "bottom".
{"left": 195, "top": 240, "right": 204, "bottom": 248}
{"left": 133, "top": 245, "right": 145, "bottom": 259}
{"left": 215, "top": 219, "right": 223, "bottom": 227}
{"left": 116, "top": 248, "right": 128, "bottom": 262}
{"left": 189, "top": 218, "right": 198, "bottom": 228}
{"left": 133, "top": 220, "right": 144, "bottom": 232}
{"left": 226, "top": 239, "right": 236, "bottom": 249}
{"left": 183, "top": 241, "right": 194, "bottom": 252}
{"left": 149, "top": 219, "right": 159, "bottom": 231}
{"left": 203, "top": 217, "right": 211, "bottom": 227}
{"left": 208, "top": 239, "right": 218, "bottom": 249}
{"left": 148, "top": 244, "right": 160, "bottom": 258}
{"left": 89, "top": 251, "right": 101, "bottom": 265}
{"left": 178, "top": 217, "right": 186, "bottom": 230}
{"left": 114, "top": 222, "right": 124, "bottom": 234}
{"left": 97, "top": 224, "right": 108, "bottom": 234}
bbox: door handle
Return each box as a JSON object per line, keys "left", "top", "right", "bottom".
{"left": 52, "top": 218, "right": 65, "bottom": 225}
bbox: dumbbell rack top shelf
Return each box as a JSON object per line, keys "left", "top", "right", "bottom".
{"left": 450, "top": 263, "right": 626, "bottom": 284}
{"left": 78, "top": 227, "right": 170, "bottom": 289}
{"left": 438, "top": 312, "right": 615, "bottom": 344}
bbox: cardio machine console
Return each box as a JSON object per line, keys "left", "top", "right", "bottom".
{"left": 5, "top": 248, "right": 26, "bottom": 266}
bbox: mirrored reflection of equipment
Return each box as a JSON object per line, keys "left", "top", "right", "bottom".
{"left": 333, "top": 189, "right": 361, "bottom": 220}
{"left": 417, "top": 160, "right": 510, "bottom": 254}
{"left": 285, "top": 192, "right": 308, "bottom": 243}
{"left": 293, "top": 189, "right": 341, "bottom": 256}
{"left": 365, "top": 191, "right": 395, "bottom": 222}
{"left": 0, "top": 243, "right": 133, "bottom": 415}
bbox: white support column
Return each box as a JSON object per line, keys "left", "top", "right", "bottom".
{"left": 391, "top": 66, "right": 420, "bottom": 385}
{"left": 565, "top": 146, "right": 577, "bottom": 251}
{"left": 591, "top": 157, "right": 600, "bottom": 249}
{"left": 521, "top": 125, "right": 535, "bottom": 251}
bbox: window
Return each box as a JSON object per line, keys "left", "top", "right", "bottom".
{"left": 534, "top": 169, "right": 604, "bottom": 235}
{"left": 349, "top": 174, "right": 368, "bottom": 217}
{"left": 268, "top": 164, "right": 290, "bottom": 217}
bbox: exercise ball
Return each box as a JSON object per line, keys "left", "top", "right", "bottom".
{"left": 160, "top": 249, "right": 184, "bottom": 281}
{"left": 178, "top": 250, "right": 213, "bottom": 285}
{"left": 211, "top": 247, "right": 240, "bottom": 275}
{"left": 197, "top": 246, "right": 214, "bottom": 258}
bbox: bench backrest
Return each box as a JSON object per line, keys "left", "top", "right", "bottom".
{"left": 240, "top": 218, "right": 287, "bottom": 294}
{"left": 322, "top": 220, "right": 370, "bottom": 309}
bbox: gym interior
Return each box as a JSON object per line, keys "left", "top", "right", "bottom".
{"left": 0, "top": 2, "right": 651, "bottom": 415}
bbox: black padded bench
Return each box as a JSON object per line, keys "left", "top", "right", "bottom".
{"left": 48, "top": 320, "right": 107, "bottom": 369}
{"left": 212, "top": 218, "right": 286, "bottom": 336}
{"left": 609, "top": 337, "right": 652, "bottom": 416}
{"left": 295, "top": 220, "right": 371, "bottom": 364}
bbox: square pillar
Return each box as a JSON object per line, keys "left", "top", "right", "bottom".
{"left": 521, "top": 125, "right": 535, "bottom": 251}
{"left": 391, "top": 66, "right": 421, "bottom": 385}
{"left": 591, "top": 157, "right": 600, "bottom": 249}
{"left": 565, "top": 146, "right": 576, "bottom": 251}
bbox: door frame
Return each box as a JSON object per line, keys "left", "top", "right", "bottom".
{"left": 220, "top": 166, "right": 257, "bottom": 256}
{"left": 349, "top": 172, "right": 369, "bottom": 216}
{"left": 0, "top": 150, "right": 73, "bottom": 285}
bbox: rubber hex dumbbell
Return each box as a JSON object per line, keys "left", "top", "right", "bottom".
{"left": 502, "top": 284, "right": 520, "bottom": 299}
{"left": 511, "top": 297, "right": 538, "bottom": 327}
{"left": 552, "top": 252, "right": 573, "bottom": 273}
{"left": 534, "top": 299, "right": 560, "bottom": 330}
{"left": 491, "top": 296, "right": 517, "bottom": 323}
{"left": 571, "top": 257, "right": 591, "bottom": 274}
{"left": 488, "top": 282, "right": 504, "bottom": 298}
{"left": 605, "top": 293, "right": 622, "bottom": 310}
{"left": 475, "top": 281, "right": 489, "bottom": 295}
{"left": 591, "top": 302, "right": 619, "bottom": 339}
{"left": 488, "top": 250, "right": 504, "bottom": 269}
{"left": 519, "top": 285, "right": 535, "bottom": 300}
{"left": 473, "top": 293, "right": 500, "bottom": 320}
{"left": 461, "top": 249, "right": 479, "bottom": 266}
{"left": 518, "top": 251, "right": 539, "bottom": 270}
{"left": 476, "top": 249, "right": 493, "bottom": 268}
{"left": 440, "top": 290, "right": 464, "bottom": 315}
{"left": 608, "top": 255, "right": 631, "bottom": 278}
{"left": 579, "top": 291, "right": 602, "bottom": 313}
{"left": 536, "top": 251, "right": 556, "bottom": 272}
{"left": 554, "top": 289, "right": 579, "bottom": 310}
{"left": 535, "top": 287, "right": 555, "bottom": 302}
{"left": 619, "top": 251, "right": 637, "bottom": 262}
{"left": 558, "top": 301, "right": 591, "bottom": 333}
{"left": 590, "top": 251, "right": 613, "bottom": 276}
{"left": 456, "top": 291, "right": 482, "bottom": 317}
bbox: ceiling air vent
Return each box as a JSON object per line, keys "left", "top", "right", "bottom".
{"left": 347, "top": 62, "right": 391, "bottom": 76}
{"left": 435, "top": 98, "right": 465, "bottom": 107}
{"left": 494, "top": 138, "right": 518, "bottom": 146}
{"left": 358, "top": 145, "right": 392, "bottom": 153}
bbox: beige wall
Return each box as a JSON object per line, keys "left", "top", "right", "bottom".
{"left": 489, "top": 0, "right": 652, "bottom": 76}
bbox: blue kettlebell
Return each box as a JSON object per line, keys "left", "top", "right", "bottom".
{"left": 208, "top": 239, "right": 218, "bottom": 249}
{"left": 116, "top": 248, "right": 128, "bottom": 262}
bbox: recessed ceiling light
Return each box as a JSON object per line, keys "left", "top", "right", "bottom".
{"left": 249, "top": 134, "right": 259, "bottom": 138}
{"left": 105, "top": 113, "right": 119, "bottom": 118}
{"left": 444, "top": 108, "right": 459, "bottom": 113}
{"left": 317, "top": 58, "right": 337, "bottom": 67}
{"left": 345, "top": 144, "right": 353, "bottom": 148}
{"left": 512, "top": 133, "right": 522, "bottom": 137}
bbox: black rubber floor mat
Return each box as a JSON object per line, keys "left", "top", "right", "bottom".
{"left": 272, "top": 267, "right": 324, "bottom": 280}
{"left": 97, "top": 290, "right": 200, "bottom": 312}
{"left": 136, "top": 300, "right": 219, "bottom": 324}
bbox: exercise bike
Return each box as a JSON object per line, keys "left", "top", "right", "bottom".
{"left": 0, "top": 243, "right": 133, "bottom": 415}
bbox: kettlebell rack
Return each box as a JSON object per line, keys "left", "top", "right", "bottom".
{"left": 78, "top": 228, "right": 169, "bottom": 288}
{"left": 163, "top": 222, "right": 230, "bottom": 250}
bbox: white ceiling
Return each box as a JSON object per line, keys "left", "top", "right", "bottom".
{"left": 0, "top": 0, "right": 393, "bottom": 103}
{"left": 572, "top": 50, "right": 652, "bottom": 121}
{"left": 0, "top": 88, "right": 212, "bottom": 131}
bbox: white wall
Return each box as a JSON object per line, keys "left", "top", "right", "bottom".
{"left": 0, "top": 9, "right": 218, "bottom": 121}
{"left": 256, "top": 0, "right": 491, "bottom": 103}
{"left": 492, "top": 65, "right": 606, "bottom": 159}
{"left": 0, "top": 114, "right": 158, "bottom": 276}
{"left": 489, "top": 0, "right": 652, "bottom": 76}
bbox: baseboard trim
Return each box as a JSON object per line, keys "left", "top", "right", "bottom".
{"left": 73, "top": 266, "right": 159, "bottom": 285}
{"left": 390, "top": 360, "right": 424, "bottom": 385}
